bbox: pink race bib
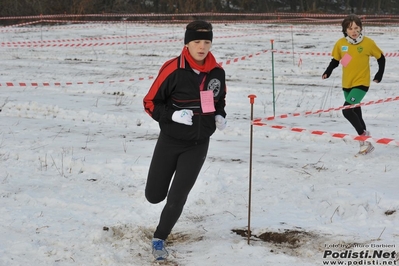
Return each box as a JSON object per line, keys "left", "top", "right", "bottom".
{"left": 200, "top": 90, "right": 215, "bottom": 113}
{"left": 341, "top": 53, "right": 352, "bottom": 67}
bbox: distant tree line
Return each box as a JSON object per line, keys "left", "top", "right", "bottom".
{"left": 0, "top": 0, "right": 398, "bottom": 17}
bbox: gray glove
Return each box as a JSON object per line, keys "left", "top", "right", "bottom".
{"left": 215, "top": 115, "right": 227, "bottom": 130}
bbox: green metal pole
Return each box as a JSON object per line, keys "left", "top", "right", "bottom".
{"left": 271, "top": 39, "right": 275, "bottom": 117}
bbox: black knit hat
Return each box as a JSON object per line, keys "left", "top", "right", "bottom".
{"left": 184, "top": 30, "right": 213, "bottom": 44}
{"left": 184, "top": 20, "right": 213, "bottom": 44}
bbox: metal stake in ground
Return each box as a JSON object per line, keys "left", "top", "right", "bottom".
{"left": 271, "top": 39, "right": 276, "bottom": 117}
{"left": 247, "top": 94, "right": 256, "bottom": 245}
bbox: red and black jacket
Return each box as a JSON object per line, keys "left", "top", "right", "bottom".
{"left": 143, "top": 50, "right": 226, "bottom": 141}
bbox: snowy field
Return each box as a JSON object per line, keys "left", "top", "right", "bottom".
{"left": 0, "top": 21, "right": 398, "bottom": 265}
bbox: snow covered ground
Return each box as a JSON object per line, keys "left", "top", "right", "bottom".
{"left": 0, "top": 21, "right": 398, "bottom": 265}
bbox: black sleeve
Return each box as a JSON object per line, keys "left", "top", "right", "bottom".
{"left": 214, "top": 69, "right": 227, "bottom": 118}
{"left": 322, "top": 58, "right": 339, "bottom": 78}
{"left": 373, "top": 54, "right": 386, "bottom": 82}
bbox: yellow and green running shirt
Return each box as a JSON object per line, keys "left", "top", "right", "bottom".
{"left": 331, "top": 36, "right": 383, "bottom": 89}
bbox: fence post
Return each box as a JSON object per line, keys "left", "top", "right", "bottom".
{"left": 247, "top": 94, "right": 257, "bottom": 244}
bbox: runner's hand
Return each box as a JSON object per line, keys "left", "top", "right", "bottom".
{"left": 215, "top": 115, "right": 227, "bottom": 130}
{"left": 172, "top": 110, "right": 193, "bottom": 126}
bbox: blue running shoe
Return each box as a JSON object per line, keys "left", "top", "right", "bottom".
{"left": 152, "top": 238, "right": 168, "bottom": 260}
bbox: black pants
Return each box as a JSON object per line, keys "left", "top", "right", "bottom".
{"left": 145, "top": 132, "right": 209, "bottom": 240}
{"left": 342, "top": 86, "right": 368, "bottom": 135}
{"left": 342, "top": 103, "right": 366, "bottom": 135}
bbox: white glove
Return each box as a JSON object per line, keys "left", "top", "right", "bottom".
{"left": 215, "top": 115, "right": 227, "bottom": 130}
{"left": 172, "top": 109, "right": 193, "bottom": 126}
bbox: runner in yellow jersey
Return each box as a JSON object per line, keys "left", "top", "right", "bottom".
{"left": 322, "top": 14, "right": 385, "bottom": 155}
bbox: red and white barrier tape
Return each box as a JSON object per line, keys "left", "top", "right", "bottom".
{"left": 2, "top": 12, "right": 399, "bottom": 20}
{"left": 0, "top": 32, "right": 269, "bottom": 48}
{"left": 261, "top": 96, "right": 399, "bottom": 122}
{"left": 274, "top": 50, "right": 399, "bottom": 58}
{"left": 0, "top": 77, "right": 155, "bottom": 88}
{"left": 0, "top": 33, "right": 174, "bottom": 45}
{"left": 0, "top": 50, "right": 269, "bottom": 87}
{"left": 3, "top": 20, "right": 398, "bottom": 34}
{"left": 0, "top": 20, "right": 124, "bottom": 33}
{"left": 1, "top": 46, "right": 399, "bottom": 87}
{"left": 2, "top": 20, "right": 42, "bottom": 28}
{"left": 0, "top": 39, "right": 180, "bottom": 48}
{"left": 252, "top": 119, "right": 399, "bottom": 147}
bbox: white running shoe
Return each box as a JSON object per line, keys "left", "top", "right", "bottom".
{"left": 152, "top": 238, "right": 168, "bottom": 260}
{"left": 358, "top": 130, "right": 374, "bottom": 154}
{"left": 359, "top": 142, "right": 375, "bottom": 155}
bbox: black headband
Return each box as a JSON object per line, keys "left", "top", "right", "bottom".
{"left": 184, "top": 30, "right": 213, "bottom": 44}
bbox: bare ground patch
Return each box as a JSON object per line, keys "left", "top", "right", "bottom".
{"left": 232, "top": 227, "right": 369, "bottom": 258}
{"left": 232, "top": 227, "right": 314, "bottom": 248}
{"left": 100, "top": 224, "right": 203, "bottom": 265}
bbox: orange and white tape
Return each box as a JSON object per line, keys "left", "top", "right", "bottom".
{"left": 261, "top": 96, "right": 399, "bottom": 122}
{"left": 253, "top": 119, "right": 399, "bottom": 147}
